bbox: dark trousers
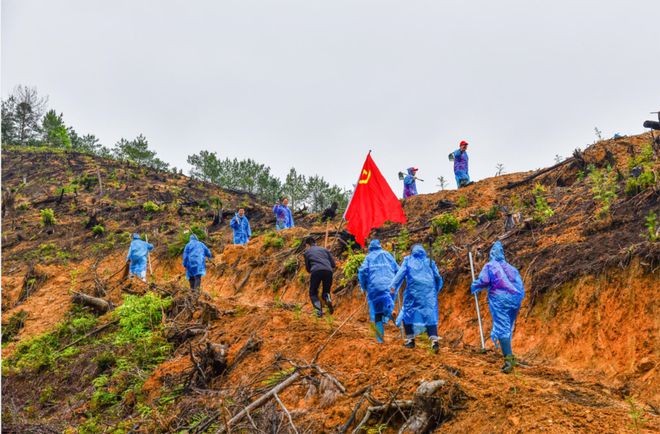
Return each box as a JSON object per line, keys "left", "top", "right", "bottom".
{"left": 309, "top": 270, "right": 333, "bottom": 308}
{"left": 404, "top": 323, "right": 438, "bottom": 338}
{"left": 189, "top": 275, "right": 202, "bottom": 291}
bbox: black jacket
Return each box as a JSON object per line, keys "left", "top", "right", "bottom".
{"left": 304, "top": 246, "right": 336, "bottom": 273}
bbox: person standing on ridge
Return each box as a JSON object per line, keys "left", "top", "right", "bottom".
{"left": 470, "top": 241, "right": 525, "bottom": 374}
{"left": 358, "top": 239, "right": 400, "bottom": 343}
{"left": 182, "top": 233, "right": 213, "bottom": 292}
{"left": 449, "top": 140, "right": 471, "bottom": 188}
{"left": 126, "top": 233, "right": 153, "bottom": 282}
{"left": 273, "top": 197, "right": 294, "bottom": 230}
{"left": 391, "top": 244, "right": 443, "bottom": 353}
{"left": 403, "top": 167, "right": 420, "bottom": 198}
{"left": 303, "top": 237, "right": 336, "bottom": 317}
{"left": 230, "top": 208, "right": 251, "bottom": 245}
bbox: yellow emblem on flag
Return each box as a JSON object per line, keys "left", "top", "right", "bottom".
{"left": 358, "top": 169, "right": 371, "bottom": 184}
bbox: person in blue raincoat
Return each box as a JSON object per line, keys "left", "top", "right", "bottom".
{"left": 126, "top": 233, "right": 153, "bottom": 282}
{"left": 230, "top": 208, "right": 251, "bottom": 245}
{"left": 471, "top": 241, "right": 525, "bottom": 373}
{"left": 273, "top": 197, "right": 294, "bottom": 230}
{"left": 403, "top": 167, "right": 419, "bottom": 198}
{"left": 449, "top": 140, "right": 471, "bottom": 188}
{"left": 358, "top": 240, "right": 399, "bottom": 343}
{"left": 390, "top": 244, "right": 443, "bottom": 352}
{"left": 182, "top": 233, "right": 213, "bottom": 291}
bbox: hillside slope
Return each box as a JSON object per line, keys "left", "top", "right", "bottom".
{"left": 1, "top": 134, "right": 659, "bottom": 433}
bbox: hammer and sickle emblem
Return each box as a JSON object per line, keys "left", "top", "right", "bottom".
{"left": 358, "top": 169, "right": 372, "bottom": 184}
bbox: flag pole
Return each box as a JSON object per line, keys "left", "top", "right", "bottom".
{"left": 469, "top": 250, "right": 486, "bottom": 351}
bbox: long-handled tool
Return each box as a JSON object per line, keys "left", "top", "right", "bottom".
{"left": 469, "top": 251, "right": 486, "bottom": 351}
{"left": 145, "top": 234, "right": 153, "bottom": 278}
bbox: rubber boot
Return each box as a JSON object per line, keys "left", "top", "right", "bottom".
{"left": 501, "top": 355, "right": 516, "bottom": 374}
{"left": 430, "top": 337, "right": 439, "bottom": 354}
{"left": 322, "top": 293, "right": 334, "bottom": 314}
{"left": 375, "top": 321, "right": 385, "bottom": 343}
{"left": 403, "top": 337, "right": 415, "bottom": 348}
{"left": 312, "top": 301, "right": 323, "bottom": 318}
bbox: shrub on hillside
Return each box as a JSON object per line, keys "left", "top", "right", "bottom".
{"left": 40, "top": 208, "right": 56, "bottom": 226}
{"left": 91, "top": 224, "right": 105, "bottom": 237}
{"left": 431, "top": 213, "right": 459, "bottom": 234}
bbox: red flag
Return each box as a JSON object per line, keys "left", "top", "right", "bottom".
{"left": 344, "top": 152, "right": 407, "bottom": 247}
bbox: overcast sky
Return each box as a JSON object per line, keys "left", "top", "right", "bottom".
{"left": 3, "top": 0, "right": 659, "bottom": 195}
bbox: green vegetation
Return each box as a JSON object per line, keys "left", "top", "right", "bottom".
{"left": 625, "top": 144, "right": 657, "bottom": 196}
{"left": 645, "top": 211, "right": 659, "bottom": 242}
{"left": 142, "top": 200, "right": 160, "bottom": 213}
{"left": 40, "top": 208, "right": 55, "bottom": 225}
{"left": 1, "top": 310, "right": 29, "bottom": 345}
{"left": 589, "top": 166, "right": 618, "bottom": 219}
{"left": 262, "top": 367, "right": 296, "bottom": 387}
{"left": 626, "top": 396, "right": 648, "bottom": 433}
{"left": 91, "top": 224, "right": 105, "bottom": 236}
{"left": 262, "top": 231, "right": 285, "bottom": 249}
{"left": 394, "top": 228, "right": 411, "bottom": 262}
{"left": 167, "top": 225, "right": 207, "bottom": 257}
{"left": 456, "top": 195, "right": 469, "bottom": 208}
{"left": 531, "top": 183, "right": 554, "bottom": 223}
{"left": 291, "top": 238, "right": 302, "bottom": 249}
{"left": 431, "top": 233, "right": 454, "bottom": 261}
{"left": 431, "top": 213, "right": 459, "bottom": 234}
{"left": 283, "top": 257, "right": 298, "bottom": 275}
{"left": 484, "top": 205, "right": 500, "bottom": 220}
{"left": 342, "top": 252, "right": 366, "bottom": 281}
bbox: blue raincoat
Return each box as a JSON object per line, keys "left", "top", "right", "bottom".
{"left": 452, "top": 149, "right": 470, "bottom": 187}
{"left": 182, "top": 234, "right": 213, "bottom": 279}
{"left": 230, "top": 214, "right": 251, "bottom": 245}
{"left": 357, "top": 240, "right": 399, "bottom": 322}
{"left": 391, "top": 245, "right": 443, "bottom": 334}
{"left": 471, "top": 241, "right": 525, "bottom": 347}
{"left": 273, "top": 204, "right": 294, "bottom": 230}
{"left": 126, "top": 234, "right": 153, "bottom": 276}
{"left": 403, "top": 168, "right": 418, "bottom": 198}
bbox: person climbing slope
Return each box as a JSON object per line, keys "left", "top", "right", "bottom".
{"left": 126, "top": 233, "right": 153, "bottom": 282}
{"left": 471, "top": 241, "right": 525, "bottom": 374}
{"left": 303, "top": 237, "right": 336, "bottom": 317}
{"left": 449, "top": 140, "right": 471, "bottom": 188}
{"left": 357, "top": 239, "right": 399, "bottom": 343}
{"left": 402, "top": 167, "right": 419, "bottom": 198}
{"left": 273, "top": 197, "right": 294, "bottom": 230}
{"left": 229, "top": 208, "right": 251, "bottom": 245}
{"left": 391, "top": 244, "right": 443, "bottom": 352}
{"left": 182, "top": 233, "right": 213, "bottom": 292}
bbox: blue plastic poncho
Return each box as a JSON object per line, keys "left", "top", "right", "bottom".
{"left": 471, "top": 241, "right": 525, "bottom": 347}
{"left": 273, "top": 204, "right": 294, "bottom": 230}
{"left": 452, "top": 149, "right": 470, "bottom": 187}
{"left": 391, "top": 244, "right": 443, "bottom": 335}
{"left": 403, "top": 167, "right": 418, "bottom": 198}
{"left": 357, "top": 240, "right": 399, "bottom": 322}
{"left": 182, "top": 234, "right": 213, "bottom": 279}
{"left": 230, "top": 213, "right": 251, "bottom": 245}
{"left": 126, "top": 233, "right": 154, "bottom": 275}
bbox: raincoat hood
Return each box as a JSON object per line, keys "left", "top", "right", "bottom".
{"left": 407, "top": 167, "right": 417, "bottom": 175}
{"left": 368, "top": 239, "right": 382, "bottom": 252}
{"left": 132, "top": 233, "right": 140, "bottom": 240}
{"left": 189, "top": 234, "right": 199, "bottom": 242}
{"left": 411, "top": 244, "right": 427, "bottom": 258}
{"left": 489, "top": 241, "right": 506, "bottom": 262}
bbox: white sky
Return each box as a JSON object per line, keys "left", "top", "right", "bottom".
{"left": 3, "top": 0, "right": 659, "bottom": 195}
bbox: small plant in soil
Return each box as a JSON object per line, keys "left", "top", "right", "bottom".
{"left": 142, "top": 201, "right": 160, "bottom": 213}
{"left": 91, "top": 224, "right": 105, "bottom": 237}
{"left": 394, "top": 228, "right": 410, "bottom": 262}
{"left": 282, "top": 256, "right": 298, "bottom": 276}
{"left": 1, "top": 310, "right": 29, "bottom": 345}
{"left": 625, "top": 396, "right": 648, "bottom": 433}
{"left": 40, "top": 208, "right": 56, "bottom": 226}
{"left": 342, "top": 252, "right": 366, "bottom": 281}
{"left": 531, "top": 183, "right": 554, "bottom": 223}
{"left": 431, "top": 233, "right": 454, "bottom": 261}
{"left": 456, "top": 195, "right": 469, "bottom": 208}
{"left": 262, "top": 231, "right": 285, "bottom": 249}
{"left": 589, "top": 166, "right": 618, "bottom": 219}
{"left": 644, "top": 211, "right": 659, "bottom": 242}
{"left": 431, "top": 213, "right": 459, "bottom": 234}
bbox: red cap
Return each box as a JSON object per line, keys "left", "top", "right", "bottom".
{"left": 460, "top": 140, "right": 468, "bottom": 146}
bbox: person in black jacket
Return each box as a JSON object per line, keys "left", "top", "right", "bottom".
{"left": 303, "top": 237, "right": 336, "bottom": 317}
